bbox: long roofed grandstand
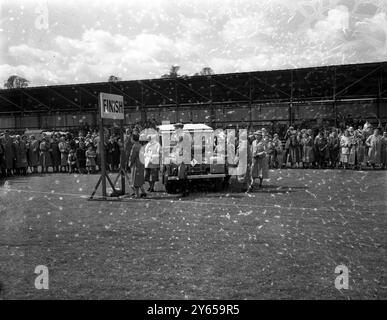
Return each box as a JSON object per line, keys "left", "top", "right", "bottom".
{"left": 0, "top": 61, "right": 386, "bottom": 130}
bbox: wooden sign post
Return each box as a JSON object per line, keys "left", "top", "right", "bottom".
{"left": 89, "top": 92, "right": 127, "bottom": 200}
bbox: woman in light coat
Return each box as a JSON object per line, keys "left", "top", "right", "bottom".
{"left": 144, "top": 134, "right": 160, "bottom": 192}
{"left": 39, "top": 137, "right": 52, "bottom": 173}
{"left": 340, "top": 130, "right": 351, "bottom": 169}
{"left": 58, "top": 137, "right": 69, "bottom": 172}
{"left": 249, "top": 130, "right": 269, "bottom": 191}
{"left": 366, "top": 128, "right": 383, "bottom": 168}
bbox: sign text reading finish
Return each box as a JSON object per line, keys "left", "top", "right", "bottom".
{"left": 100, "top": 92, "right": 124, "bottom": 120}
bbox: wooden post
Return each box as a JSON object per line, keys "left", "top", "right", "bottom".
{"left": 89, "top": 92, "right": 125, "bottom": 200}
{"left": 99, "top": 114, "right": 107, "bottom": 198}
{"left": 120, "top": 119, "right": 125, "bottom": 195}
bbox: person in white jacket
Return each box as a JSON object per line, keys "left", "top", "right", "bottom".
{"left": 144, "top": 134, "right": 160, "bottom": 192}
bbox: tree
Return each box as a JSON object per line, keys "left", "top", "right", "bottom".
{"left": 4, "top": 75, "right": 30, "bottom": 89}
{"left": 108, "top": 75, "right": 121, "bottom": 83}
{"left": 194, "top": 67, "right": 214, "bottom": 76}
{"left": 161, "top": 65, "right": 180, "bottom": 79}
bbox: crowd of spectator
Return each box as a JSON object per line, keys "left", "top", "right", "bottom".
{"left": 262, "top": 121, "right": 387, "bottom": 170}
{"left": 1, "top": 119, "right": 387, "bottom": 180}
{"left": 0, "top": 121, "right": 152, "bottom": 178}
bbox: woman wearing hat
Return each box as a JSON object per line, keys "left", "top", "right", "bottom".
{"left": 28, "top": 135, "right": 40, "bottom": 173}
{"left": 2, "top": 130, "right": 15, "bottom": 176}
{"left": 14, "top": 135, "right": 28, "bottom": 175}
{"left": 249, "top": 130, "right": 269, "bottom": 191}
{"left": 301, "top": 131, "right": 314, "bottom": 168}
{"left": 50, "top": 134, "right": 61, "bottom": 173}
{"left": 366, "top": 128, "right": 383, "bottom": 169}
{"left": 340, "top": 130, "right": 351, "bottom": 169}
{"left": 59, "top": 136, "right": 69, "bottom": 173}
{"left": 39, "top": 136, "right": 52, "bottom": 173}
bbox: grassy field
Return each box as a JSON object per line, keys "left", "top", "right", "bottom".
{"left": 0, "top": 169, "right": 386, "bottom": 299}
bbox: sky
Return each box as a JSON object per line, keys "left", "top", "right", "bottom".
{"left": 0, "top": 0, "right": 387, "bottom": 87}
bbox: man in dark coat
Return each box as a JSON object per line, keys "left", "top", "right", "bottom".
{"left": 50, "top": 135, "right": 61, "bottom": 173}
{"left": 0, "top": 138, "right": 5, "bottom": 178}
{"left": 76, "top": 141, "right": 87, "bottom": 174}
{"left": 14, "top": 135, "right": 28, "bottom": 175}
{"left": 2, "top": 130, "right": 15, "bottom": 176}
{"left": 129, "top": 133, "right": 146, "bottom": 198}
{"left": 28, "top": 135, "right": 40, "bottom": 173}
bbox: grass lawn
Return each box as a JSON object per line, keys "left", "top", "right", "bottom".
{"left": 0, "top": 169, "right": 386, "bottom": 299}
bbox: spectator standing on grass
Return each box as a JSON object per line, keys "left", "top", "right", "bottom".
{"left": 27, "top": 135, "right": 40, "bottom": 173}
{"left": 68, "top": 148, "right": 77, "bottom": 174}
{"left": 354, "top": 129, "right": 366, "bottom": 170}
{"left": 76, "top": 141, "right": 87, "bottom": 174}
{"left": 106, "top": 137, "right": 113, "bottom": 172}
{"left": 301, "top": 132, "right": 314, "bottom": 168}
{"left": 381, "top": 131, "right": 387, "bottom": 169}
{"left": 272, "top": 133, "right": 283, "bottom": 168}
{"left": 249, "top": 130, "right": 268, "bottom": 191}
{"left": 124, "top": 129, "right": 133, "bottom": 172}
{"left": 347, "top": 127, "right": 357, "bottom": 170}
{"left": 59, "top": 136, "right": 69, "bottom": 173}
{"left": 108, "top": 136, "right": 121, "bottom": 172}
{"left": 39, "top": 136, "right": 51, "bottom": 173}
{"left": 144, "top": 133, "right": 160, "bottom": 192}
{"left": 93, "top": 134, "right": 100, "bottom": 172}
{"left": 2, "top": 130, "right": 15, "bottom": 176}
{"left": 86, "top": 145, "right": 96, "bottom": 173}
{"left": 128, "top": 133, "right": 146, "bottom": 199}
{"left": 314, "top": 131, "right": 324, "bottom": 168}
{"left": 0, "top": 139, "right": 5, "bottom": 178}
{"left": 14, "top": 135, "right": 28, "bottom": 175}
{"left": 265, "top": 135, "right": 275, "bottom": 168}
{"left": 0, "top": 136, "right": 5, "bottom": 176}
{"left": 296, "top": 129, "right": 303, "bottom": 168}
{"left": 366, "top": 128, "right": 383, "bottom": 169}
{"left": 328, "top": 130, "right": 340, "bottom": 168}
{"left": 340, "top": 130, "right": 351, "bottom": 169}
{"left": 286, "top": 130, "right": 298, "bottom": 168}
{"left": 51, "top": 134, "right": 61, "bottom": 173}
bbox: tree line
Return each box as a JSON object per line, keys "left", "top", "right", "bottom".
{"left": 3, "top": 66, "right": 214, "bottom": 89}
